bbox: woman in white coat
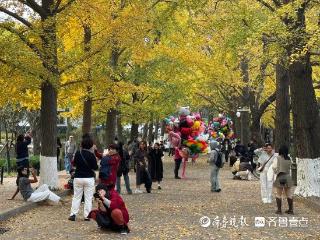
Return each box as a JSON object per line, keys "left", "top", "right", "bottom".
{"left": 254, "top": 143, "right": 277, "bottom": 203}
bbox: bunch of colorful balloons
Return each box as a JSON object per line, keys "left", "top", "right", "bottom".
{"left": 183, "top": 138, "right": 208, "bottom": 155}
{"left": 208, "top": 114, "right": 235, "bottom": 141}
{"left": 165, "top": 107, "right": 208, "bottom": 155}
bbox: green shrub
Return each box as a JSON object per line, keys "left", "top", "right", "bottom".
{"left": 0, "top": 155, "right": 40, "bottom": 172}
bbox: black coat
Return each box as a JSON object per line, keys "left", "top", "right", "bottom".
{"left": 117, "top": 150, "right": 130, "bottom": 176}
{"left": 148, "top": 149, "right": 164, "bottom": 181}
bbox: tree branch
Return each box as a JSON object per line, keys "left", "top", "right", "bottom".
{"left": 258, "top": 91, "right": 276, "bottom": 117}
{"left": 60, "top": 79, "right": 84, "bottom": 88}
{"left": 256, "top": 0, "right": 275, "bottom": 12}
{"left": 0, "top": 7, "right": 33, "bottom": 28}
{"left": 0, "top": 24, "right": 44, "bottom": 61}
{"left": 56, "top": 0, "right": 77, "bottom": 13}
{"left": 0, "top": 57, "right": 42, "bottom": 79}
{"left": 18, "top": 0, "right": 47, "bottom": 18}
{"left": 53, "top": 0, "right": 62, "bottom": 12}
{"left": 59, "top": 42, "right": 108, "bottom": 75}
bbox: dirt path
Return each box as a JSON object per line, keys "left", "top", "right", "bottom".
{"left": 1, "top": 156, "right": 319, "bottom": 240}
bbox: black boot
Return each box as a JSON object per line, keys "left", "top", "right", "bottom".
{"left": 275, "top": 198, "right": 282, "bottom": 214}
{"left": 285, "top": 198, "right": 294, "bottom": 214}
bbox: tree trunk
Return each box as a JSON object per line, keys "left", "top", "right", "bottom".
{"left": 130, "top": 121, "right": 139, "bottom": 141}
{"left": 289, "top": 55, "right": 320, "bottom": 158}
{"left": 82, "top": 94, "right": 92, "bottom": 135}
{"left": 40, "top": 81, "right": 58, "bottom": 188}
{"left": 142, "top": 123, "right": 148, "bottom": 140}
{"left": 160, "top": 120, "right": 166, "bottom": 137}
{"left": 275, "top": 62, "right": 290, "bottom": 151}
{"left": 154, "top": 118, "right": 160, "bottom": 141}
{"left": 105, "top": 109, "right": 117, "bottom": 146}
{"left": 147, "top": 117, "right": 154, "bottom": 144}
{"left": 250, "top": 116, "right": 263, "bottom": 146}
{"left": 240, "top": 58, "right": 250, "bottom": 146}
{"left": 285, "top": 6, "right": 320, "bottom": 197}
{"left": 116, "top": 113, "right": 124, "bottom": 143}
{"left": 38, "top": 1, "right": 60, "bottom": 188}
{"left": 82, "top": 24, "right": 92, "bottom": 135}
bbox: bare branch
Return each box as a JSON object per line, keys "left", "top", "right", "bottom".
{"left": 0, "top": 7, "right": 33, "bottom": 28}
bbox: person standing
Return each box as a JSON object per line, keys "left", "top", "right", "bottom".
{"left": 16, "top": 131, "right": 32, "bottom": 171}
{"left": 148, "top": 143, "right": 164, "bottom": 189}
{"left": 57, "top": 137, "right": 62, "bottom": 170}
{"left": 272, "top": 145, "right": 294, "bottom": 214}
{"left": 221, "top": 138, "right": 231, "bottom": 163}
{"left": 255, "top": 143, "right": 277, "bottom": 203}
{"left": 208, "top": 140, "right": 222, "bottom": 192}
{"left": 173, "top": 147, "right": 182, "bottom": 179}
{"left": 248, "top": 139, "right": 257, "bottom": 168}
{"left": 99, "top": 144, "right": 121, "bottom": 189}
{"left": 116, "top": 142, "right": 132, "bottom": 194}
{"left": 133, "top": 141, "right": 151, "bottom": 193}
{"left": 65, "top": 136, "right": 77, "bottom": 174}
{"left": 69, "top": 135, "right": 98, "bottom": 221}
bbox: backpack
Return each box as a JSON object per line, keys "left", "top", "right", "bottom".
{"left": 99, "top": 156, "right": 111, "bottom": 180}
{"left": 214, "top": 150, "right": 224, "bottom": 168}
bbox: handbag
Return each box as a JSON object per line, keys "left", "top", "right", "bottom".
{"left": 257, "top": 154, "right": 274, "bottom": 172}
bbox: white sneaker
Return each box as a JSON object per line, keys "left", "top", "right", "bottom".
{"left": 134, "top": 189, "right": 143, "bottom": 194}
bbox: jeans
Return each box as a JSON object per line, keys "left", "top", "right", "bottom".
{"left": 116, "top": 174, "right": 132, "bottom": 194}
{"left": 64, "top": 153, "right": 73, "bottom": 173}
{"left": 210, "top": 165, "right": 220, "bottom": 191}
{"left": 174, "top": 159, "right": 182, "bottom": 177}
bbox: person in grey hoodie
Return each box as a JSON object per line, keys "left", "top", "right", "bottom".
{"left": 208, "top": 140, "right": 221, "bottom": 192}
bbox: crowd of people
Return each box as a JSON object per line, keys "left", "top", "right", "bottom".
{"left": 210, "top": 138, "right": 295, "bottom": 215}
{"left": 8, "top": 129, "right": 295, "bottom": 236}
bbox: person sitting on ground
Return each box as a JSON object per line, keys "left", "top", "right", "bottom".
{"left": 231, "top": 157, "right": 240, "bottom": 178}
{"left": 10, "top": 166, "right": 62, "bottom": 204}
{"left": 233, "top": 157, "right": 253, "bottom": 180}
{"left": 88, "top": 183, "right": 130, "bottom": 235}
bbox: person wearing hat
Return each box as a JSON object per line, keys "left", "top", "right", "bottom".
{"left": 88, "top": 183, "right": 130, "bottom": 235}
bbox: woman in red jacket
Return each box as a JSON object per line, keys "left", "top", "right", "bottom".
{"left": 88, "top": 183, "right": 130, "bottom": 235}
{"left": 99, "top": 144, "right": 121, "bottom": 189}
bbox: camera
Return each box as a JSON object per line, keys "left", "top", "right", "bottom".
{"left": 93, "top": 192, "right": 101, "bottom": 200}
